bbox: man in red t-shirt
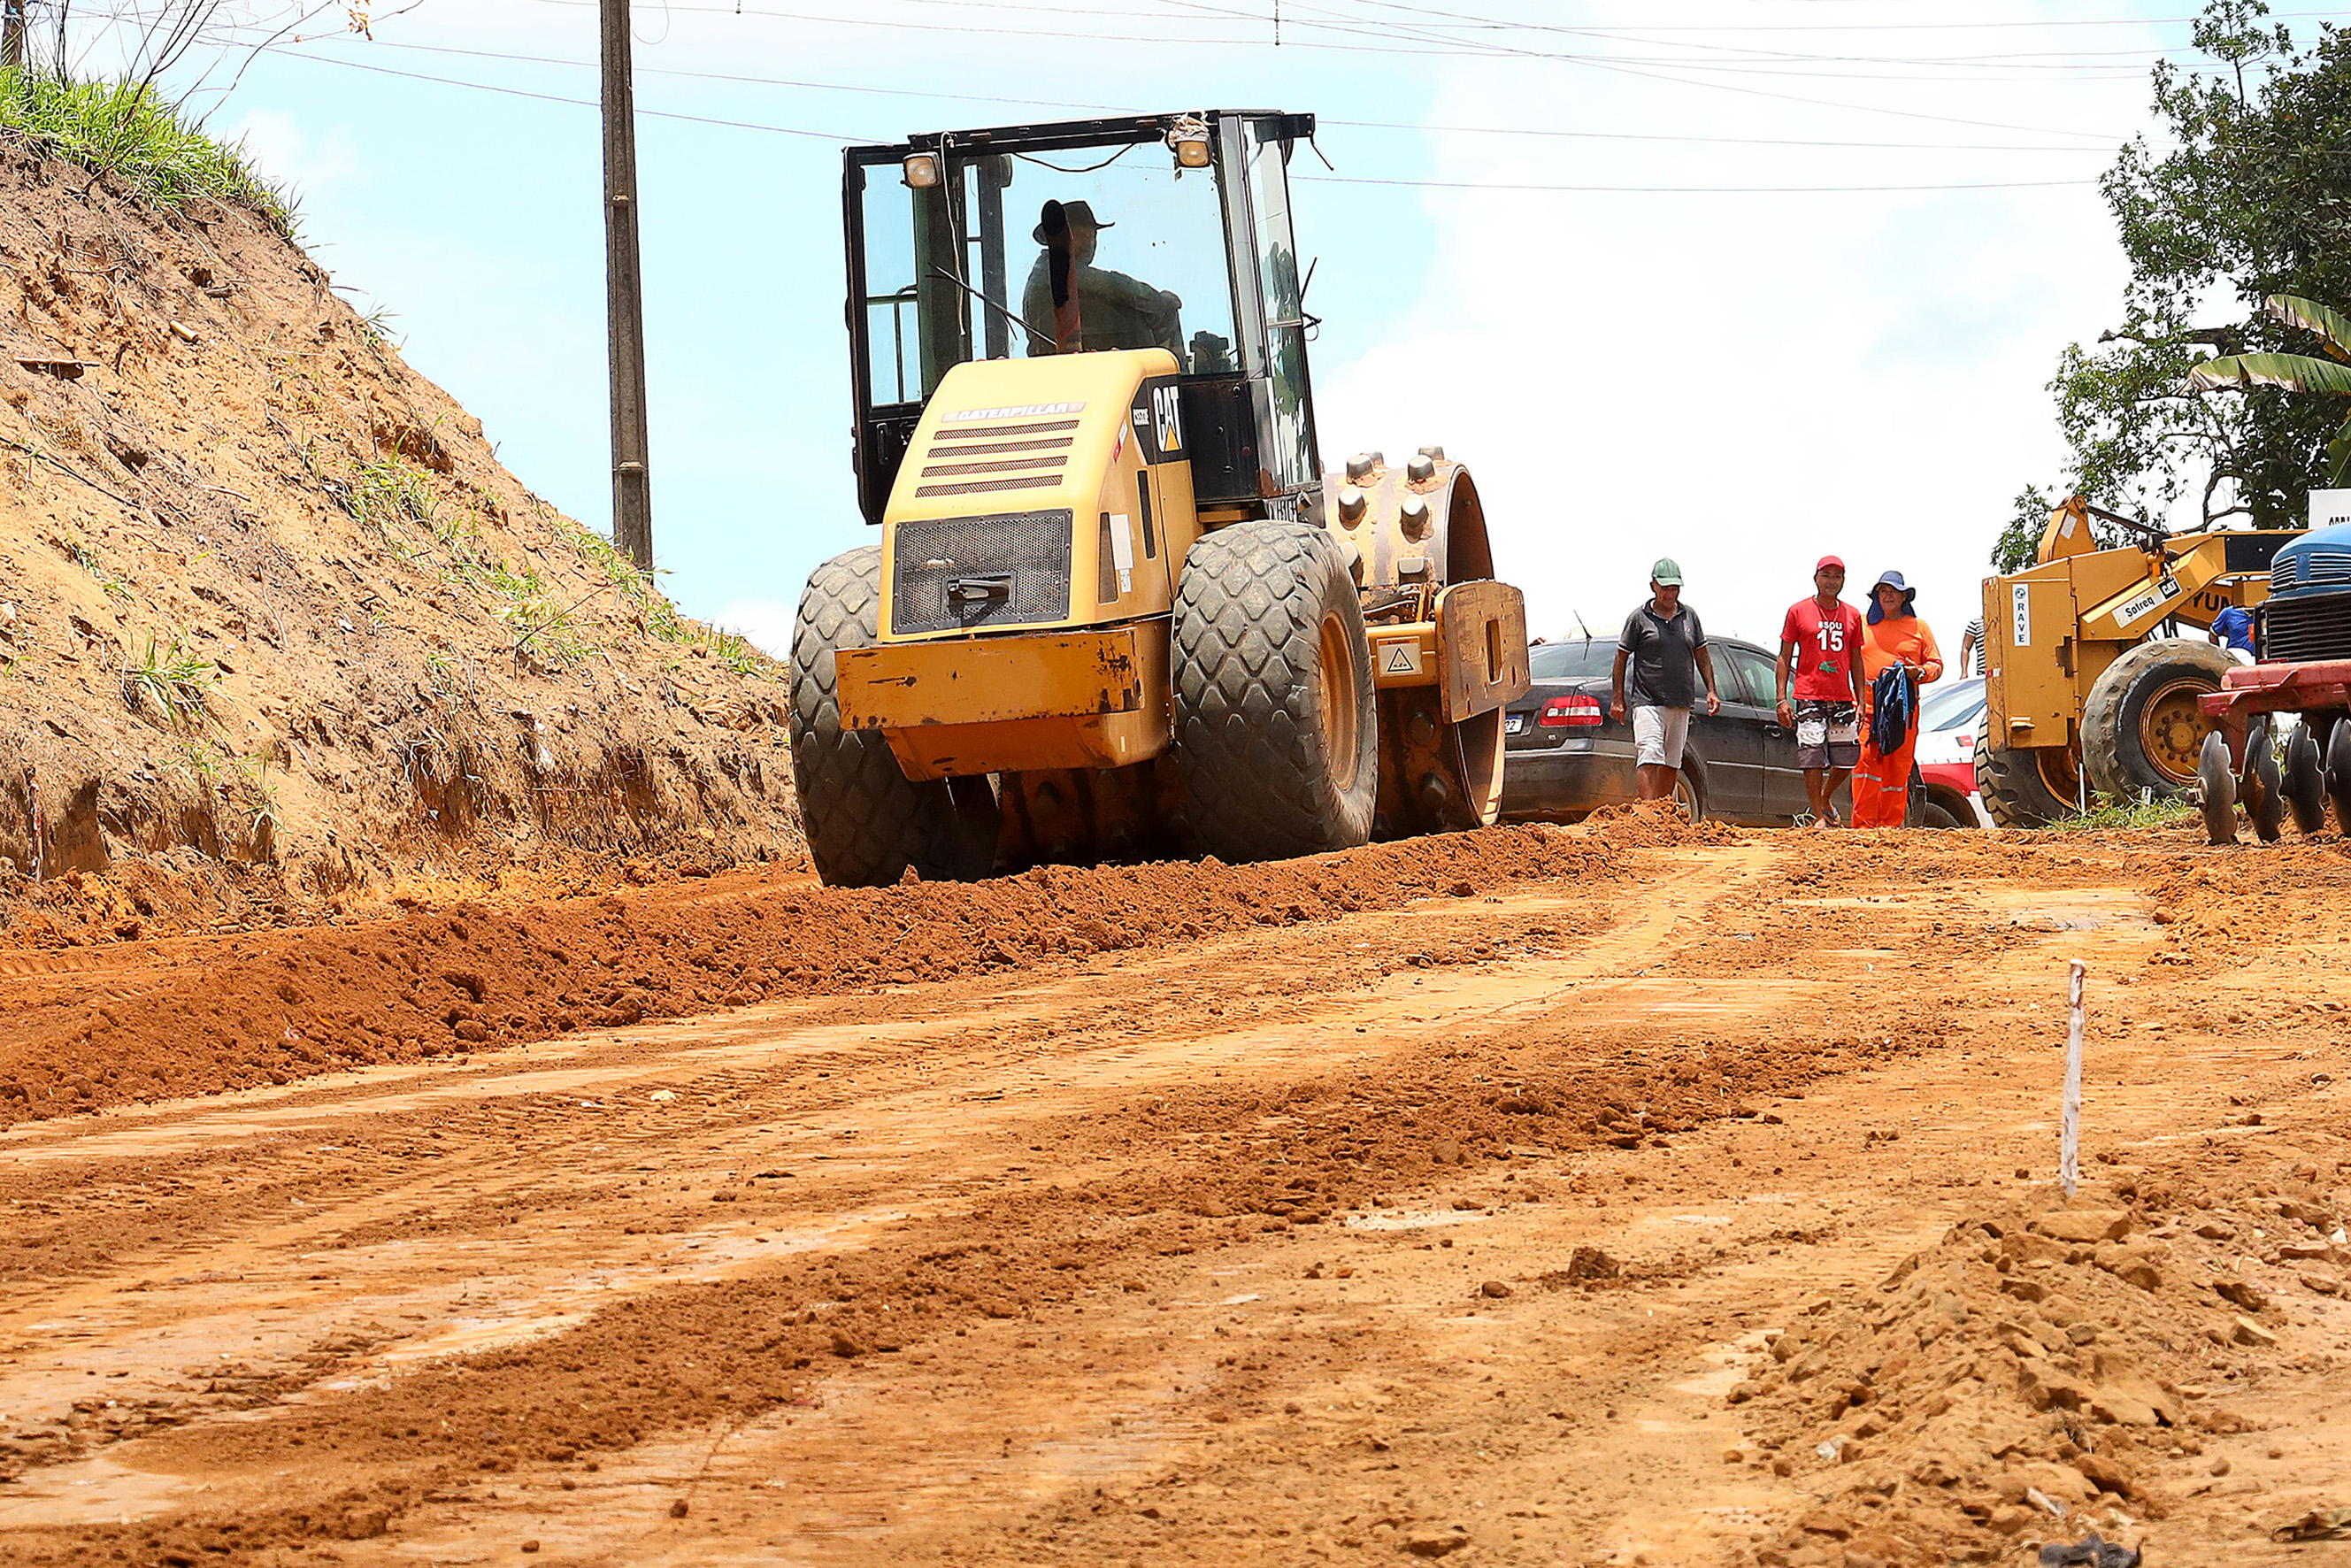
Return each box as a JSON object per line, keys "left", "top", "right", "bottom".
{"left": 1775, "top": 556, "right": 1869, "bottom": 827}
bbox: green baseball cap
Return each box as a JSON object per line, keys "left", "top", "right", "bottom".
{"left": 1650, "top": 557, "right": 1684, "bottom": 587}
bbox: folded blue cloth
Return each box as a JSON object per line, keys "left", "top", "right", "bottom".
{"left": 1869, "top": 664, "right": 1917, "bottom": 755}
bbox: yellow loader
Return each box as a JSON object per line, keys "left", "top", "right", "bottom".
{"left": 1975, "top": 495, "right": 2301, "bottom": 825}
{"left": 788, "top": 111, "right": 1531, "bottom": 885}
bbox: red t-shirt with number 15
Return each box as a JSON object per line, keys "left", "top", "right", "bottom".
{"left": 1780, "top": 596, "right": 1866, "bottom": 701}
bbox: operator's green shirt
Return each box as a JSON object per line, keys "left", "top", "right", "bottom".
{"left": 1020, "top": 252, "right": 1182, "bottom": 357}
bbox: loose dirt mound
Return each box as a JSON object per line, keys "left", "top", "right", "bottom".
{"left": 0, "top": 822, "right": 1613, "bottom": 1126}
{"left": 1580, "top": 797, "right": 1742, "bottom": 846}
{"left": 0, "top": 138, "right": 799, "bottom": 921}
{"left": 1736, "top": 1170, "right": 2349, "bottom": 1566}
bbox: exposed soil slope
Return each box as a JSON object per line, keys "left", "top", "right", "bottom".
{"left": 0, "top": 136, "right": 799, "bottom": 925}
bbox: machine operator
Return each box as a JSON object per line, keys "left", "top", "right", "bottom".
{"left": 1021, "top": 199, "right": 1185, "bottom": 359}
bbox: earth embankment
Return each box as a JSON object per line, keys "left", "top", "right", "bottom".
{"left": 0, "top": 136, "right": 799, "bottom": 933}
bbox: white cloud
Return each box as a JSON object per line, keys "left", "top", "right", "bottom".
{"left": 1309, "top": 0, "right": 2155, "bottom": 651}
{"left": 710, "top": 598, "right": 797, "bottom": 659}
{"left": 216, "top": 105, "right": 359, "bottom": 198}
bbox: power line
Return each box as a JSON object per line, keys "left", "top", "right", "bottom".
{"left": 1198, "top": 0, "right": 2138, "bottom": 142}
{"left": 276, "top": 47, "right": 859, "bottom": 138}
{"left": 266, "top": 44, "right": 2122, "bottom": 193}
{"left": 306, "top": 35, "right": 2124, "bottom": 155}
{"left": 1298, "top": 173, "right": 2099, "bottom": 194}
{"left": 486, "top": 0, "right": 2139, "bottom": 142}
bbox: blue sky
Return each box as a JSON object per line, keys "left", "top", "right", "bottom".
{"left": 124, "top": 1, "right": 2320, "bottom": 654}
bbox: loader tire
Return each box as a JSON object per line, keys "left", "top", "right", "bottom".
{"left": 1173, "top": 521, "right": 1378, "bottom": 861}
{"left": 788, "top": 545, "right": 1000, "bottom": 888}
{"left": 2081, "top": 638, "right": 2234, "bottom": 802}
{"left": 1974, "top": 733, "right": 2078, "bottom": 828}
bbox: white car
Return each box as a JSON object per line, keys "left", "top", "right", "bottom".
{"left": 1913, "top": 677, "right": 1993, "bottom": 828}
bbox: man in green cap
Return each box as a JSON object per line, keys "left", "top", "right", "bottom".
{"left": 1610, "top": 558, "right": 1722, "bottom": 805}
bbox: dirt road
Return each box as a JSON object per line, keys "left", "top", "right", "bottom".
{"left": 2, "top": 815, "right": 2347, "bottom": 1567}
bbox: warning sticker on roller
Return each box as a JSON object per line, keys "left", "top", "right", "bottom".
{"left": 1379, "top": 641, "right": 1424, "bottom": 676}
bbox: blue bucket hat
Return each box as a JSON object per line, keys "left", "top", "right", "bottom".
{"left": 1866, "top": 569, "right": 1916, "bottom": 625}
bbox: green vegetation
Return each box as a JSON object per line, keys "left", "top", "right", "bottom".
{"left": 119, "top": 629, "right": 218, "bottom": 729}
{"left": 308, "top": 446, "right": 773, "bottom": 679}
{"left": 233, "top": 752, "right": 282, "bottom": 841}
{"left": 348, "top": 457, "right": 437, "bottom": 533}
{"left": 2002, "top": 0, "right": 2351, "bottom": 569}
{"left": 2193, "top": 295, "right": 2351, "bottom": 485}
{"left": 165, "top": 739, "right": 222, "bottom": 790}
{"left": 356, "top": 305, "right": 400, "bottom": 351}
{"left": 60, "top": 532, "right": 132, "bottom": 603}
{"left": 559, "top": 516, "right": 780, "bottom": 677}
{"left": 496, "top": 590, "right": 595, "bottom": 668}
{"left": 0, "top": 68, "right": 296, "bottom": 235}
{"left": 2046, "top": 794, "right": 2201, "bottom": 833}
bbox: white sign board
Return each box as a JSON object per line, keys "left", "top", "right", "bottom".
{"left": 2309, "top": 488, "right": 2351, "bottom": 532}
{"left": 2011, "top": 583, "right": 2032, "bottom": 648}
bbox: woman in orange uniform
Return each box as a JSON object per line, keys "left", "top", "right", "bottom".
{"left": 1852, "top": 570, "right": 1942, "bottom": 827}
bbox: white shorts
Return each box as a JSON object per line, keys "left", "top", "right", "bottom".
{"left": 1633, "top": 705, "right": 1690, "bottom": 769}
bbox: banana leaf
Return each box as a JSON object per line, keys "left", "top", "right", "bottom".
{"left": 2265, "top": 294, "right": 2351, "bottom": 362}
{"left": 2188, "top": 351, "right": 2351, "bottom": 395}
{"left": 2328, "top": 417, "right": 2351, "bottom": 488}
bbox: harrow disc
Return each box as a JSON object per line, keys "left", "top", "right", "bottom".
{"left": 2286, "top": 724, "right": 2327, "bottom": 836}
{"left": 2198, "top": 730, "right": 2239, "bottom": 846}
{"left": 2244, "top": 715, "right": 2285, "bottom": 844}
{"left": 2328, "top": 717, "right": 2351, "bottom": 837}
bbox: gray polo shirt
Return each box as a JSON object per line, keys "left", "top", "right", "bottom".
{"left": 1618, "top": 602, "right": 1706, "bottom": 709}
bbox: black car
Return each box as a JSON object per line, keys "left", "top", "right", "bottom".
{"left": 1497, "top": 635, "right": 1897, "bottom": 826}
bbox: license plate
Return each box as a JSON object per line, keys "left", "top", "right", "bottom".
{"left": 1504, "top": 713, "right": 1525, "bottom": 735}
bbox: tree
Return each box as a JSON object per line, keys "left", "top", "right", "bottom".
{"left": 2192, "top": 294, "right": 2351, "bottom": 483}
{"left": 2001, "top": 1, "right": 2351, "bottom": 572}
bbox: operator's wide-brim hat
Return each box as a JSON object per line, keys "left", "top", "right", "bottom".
{"left": 1034, "top": 199, "right": 1113, "bottom": 244}
{"left": 1866, "top": 568, "right": 1917, "bottom": 625}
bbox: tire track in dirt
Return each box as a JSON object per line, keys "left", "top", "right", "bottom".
{"left": 0, "top": 842, "right": 1783, "bottom": 1545}
{"left": 6, "top": 829, "right": 2339, "bottom": 1568}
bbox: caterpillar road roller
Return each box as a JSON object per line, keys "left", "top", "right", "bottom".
{"left": 788, "top": 111, "right": 1531, "bottom": 886}
{"left": 1974, "top": 495, "right": 2301, "bottom": 826}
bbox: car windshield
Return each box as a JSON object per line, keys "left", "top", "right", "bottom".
{"left": 860, "top": 137, "right": 1243, "bottom": 404}
{"left": 1919, "top": 678, "right": 1986, "bottom": 732}
{"left": 1528, "top": 640, "right": 1618, "bottom": 681}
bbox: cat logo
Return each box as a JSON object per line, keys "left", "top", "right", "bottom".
{"left": 1150, "top": 384, "right": 1183, "bottom": 455}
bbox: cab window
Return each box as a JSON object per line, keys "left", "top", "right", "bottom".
{"left": 858, "top": 135, "right": 1246, "bottom": 403}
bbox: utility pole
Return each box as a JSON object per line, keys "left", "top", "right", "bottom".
{"left": 599, "top": 0, "right": 654, "bottom": 573}
{"left": 4, "top": 0, "right": 30, "bottom": 73}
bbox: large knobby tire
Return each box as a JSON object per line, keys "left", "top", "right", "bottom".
{"left": 2081, "top": 638, "right": 2235, "bottom": 803}
{"left": 788, "top": 545, "right": 999, "bottom": 888}
{"left": 1173, "top": 521, "right": 1379, "bottom": 861}
{"left": 1974, "top": 733, "right": 2079, "bottom": 828}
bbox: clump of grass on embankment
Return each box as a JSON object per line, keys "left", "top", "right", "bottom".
{"left": 0, "top": 67, "right": 296, "bottom": 235}
{"left": 2044, "top": 794, "right": 2199, "bottom": 832}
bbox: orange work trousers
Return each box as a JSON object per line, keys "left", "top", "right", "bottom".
{"left": 1852, "top": 725, "right": 1918, "bottom": 828}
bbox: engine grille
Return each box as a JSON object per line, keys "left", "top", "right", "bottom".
{"left": 889, "top": 510, "right": 1073, "bottom": 635}
{"left": 2260, "top": 585, "right": 2351, "bottom": 663}
{"left": 913, "top": 419, "right": 1079, "bottom": 499}
{"left": 2273, "top": 546, "right": 2351, "bottom": 594}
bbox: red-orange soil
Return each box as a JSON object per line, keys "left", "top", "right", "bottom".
{"left": 0, "top": 816, "right": 2347, "bottom": 1568}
